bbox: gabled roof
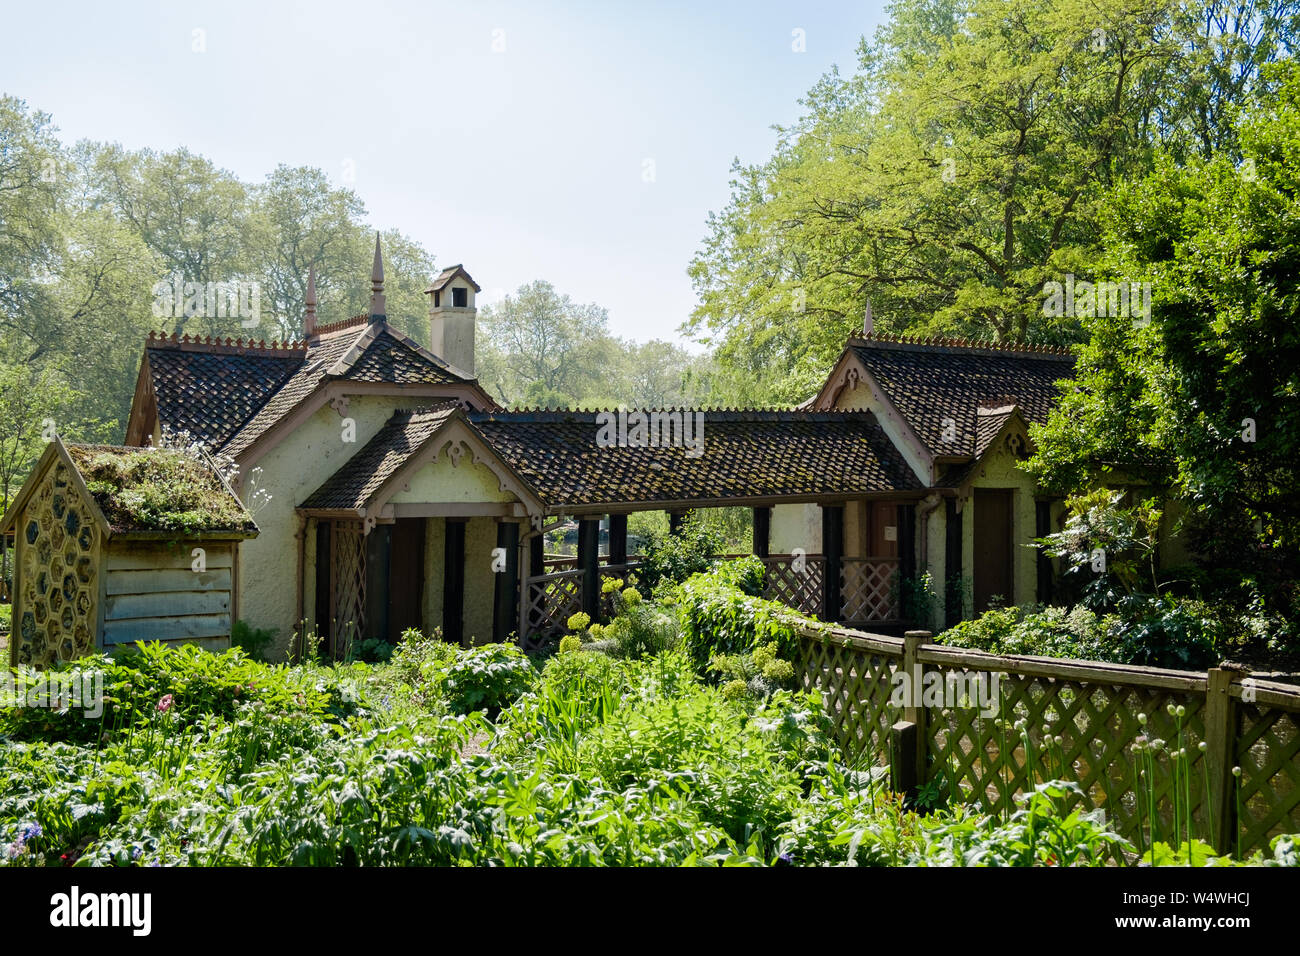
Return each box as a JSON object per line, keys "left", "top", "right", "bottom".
{"left": 816, "top": 335, "right": 1076, "bottom": 459}
{"left": 137, "top": 317, "right": 494, "bottom": 459}
{"left": 469, "top": 408, "right": 923, "bottom": 510}
{"left": 141, "top": 338, "right": 305, "bottom": 449}
{"left": 0, "top": 437, "right": 258, "bottom": 539}
{"left": 299, "top": 402, "right": 544, "bottom": 517}
{"left": 300, "top": 402, "right": 464, "bottom": 511}
{"left": 426, "top": 264, "right": 481, "bottom": 294}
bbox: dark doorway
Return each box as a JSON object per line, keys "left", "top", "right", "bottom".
{"left": 973, "top": 489, "right": 1013, "bottom": 613}
{"left": 443, "top": 519, "right": 466, "bottom": 645}
{"left": 388, "top": 518, "right": 426, "bottom": 641}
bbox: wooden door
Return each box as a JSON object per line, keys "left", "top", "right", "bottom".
{"left": 973, "top": 489, "right": 1013, "bottom": 613}
{"left": 387, "top": 518, "right": 426, "bottom": 642}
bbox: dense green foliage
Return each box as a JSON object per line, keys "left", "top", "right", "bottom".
{"left": 687, "top": 0, "right": 1295, "bottom": 405}
{"left": 3, "top": 562, "right": 1296, "bottom": 867}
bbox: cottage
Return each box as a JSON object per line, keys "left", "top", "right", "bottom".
{"left": 1, "top": 438, "right": 257, "bottom": 667}
{"left": 7, "top": 234, "right": 1170, "bottom": 664}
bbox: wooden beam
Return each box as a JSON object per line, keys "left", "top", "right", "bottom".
{"left": 753, "top": 506, "right": 771, "bottom": 558}
{"left": 821, "top": 504, "right": 843, "bottom": 621}
{"left": 493, "top": 520, "right": 520, "bottom": 643}
{"left": 577, "top": 517, "right": 601, "bottom": 619}
{"left": 1204, "top": 667, "right": 1239, "bottom": 855}
{"left": 608, "top": 513, "right": 627, "bottom": 566}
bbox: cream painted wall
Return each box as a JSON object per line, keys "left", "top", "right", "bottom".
{"left": 387, "top": 443, "right": 516, "bottom": 506}
{"left": 464, "top": 517, "right": 497, "bottom": 644}
{"left": 236, "top": 394, "right": 428, "bottom": 660}
{"left": 771, "top": 503, "right": 821, "bottom": 554}
{"left": 423, "top": 518, "right": 446, "bottom": 637}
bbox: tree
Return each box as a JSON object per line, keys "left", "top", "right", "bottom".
{"left": 1027, "top": 60, "right": 1300, "bottom": 622}
{"left": 686, "top": 0, "right": 1297, "bottom": 404}
{"left": 248, "top": 165, "right": 367, "bottom": 340}
{"left": 476, "top": 281, "right": 619, "bottom": 407}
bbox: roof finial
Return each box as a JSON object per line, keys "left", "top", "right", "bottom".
{"left": 305, "top": 265, "right": 318, "bottom": 338}
{"left": 863, "top": 300, "right": 874, "bottom": 336}
{"left": 369, "top": 231, "right": 386, "bottom": 321}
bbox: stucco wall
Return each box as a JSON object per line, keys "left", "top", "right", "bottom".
{"left": 235, "top": 394, "right": 426, "bottom": 660}
{"left": 464, "top": 517, "right": 497, "bottom": 644}
{"left": 387, "top": 443, "right": 516, "bottom": 506}
{"left": 771, "top": 503, "right": 821, "bottom": 554}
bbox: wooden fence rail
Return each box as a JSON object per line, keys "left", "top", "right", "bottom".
{"left": 794, "top": 623, "right": 1300, "bottom": 857}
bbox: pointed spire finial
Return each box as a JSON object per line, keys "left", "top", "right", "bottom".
{"left": 305, "top": 265, "right": 318, "bottom": 338}
{"left": 863, "top": 300, "right": 874, "bottom": 336}
{"left": 370, "top": 232, "right": 386, "bottom": 320}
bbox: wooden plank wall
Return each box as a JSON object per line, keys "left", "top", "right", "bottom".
{"left": 101, "top": 543, "right": 234, "bottom": 647}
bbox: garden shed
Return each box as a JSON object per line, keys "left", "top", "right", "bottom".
{"left": 0, "top": 437, "right": 258, "bottom": 667}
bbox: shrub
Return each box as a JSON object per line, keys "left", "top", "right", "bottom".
{"left": 676, "top": 559, "right": 809, "bottom": 671}
{"left": 231, "top": 619, "right": 276, "bottom": 662}
{"left": 634, "top": 517, "right": 724, "bottom": 590}
{"left": 559, "top": 635, "right": 582, "bottom": 654}
{"left": 435, "top": 643, "right": 535, "bottom": 717}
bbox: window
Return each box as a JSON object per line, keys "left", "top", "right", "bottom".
{"left": 432, "top": 291, "right": 441, "bottom": 308}
{"left": 452, "top": 287, "right": 468, "bottom": 308}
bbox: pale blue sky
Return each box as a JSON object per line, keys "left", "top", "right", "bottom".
{"left": 0, "top": 0, "right": 887, "bottom": 345}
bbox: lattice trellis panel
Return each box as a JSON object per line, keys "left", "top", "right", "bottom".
{"left": 763, "top": 556, "right": 824, "bottom": 617}
{"left": 1235, "top": 705, "right": 1300, "bottom": 853}
{"left": 526, "top": 569, "right": 583, "bottom": 639}
{"left": 795, "top": 637, "right": 900, "bottom": 765}
{"left": 925, "top": 671, "right": 1206, "bottom": 848}
{"left": 925, "top": 670, "right": 1208, "bottom": 847}
{"left": 16, "top": 460, "right": 99, "bottom": 667}
{"left": 792, "top": 625, "right": 1300, "bottom": 857}
{"left": 330, "top": 521, "right": 365, "bottom": 656}
{"left": 841, "top": 559, "right": 897, "bottom": 622}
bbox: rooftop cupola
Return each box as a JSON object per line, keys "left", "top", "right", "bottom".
{"left": 425, "top": 263, "right": 480, "bottom": 376}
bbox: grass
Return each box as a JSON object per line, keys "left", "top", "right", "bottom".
{"left": 67, "top": 445, "right": 254, "bottom": 534}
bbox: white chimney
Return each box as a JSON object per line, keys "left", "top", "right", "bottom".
{"left": 425, "top": 264, "right": 480, "bottom": 376}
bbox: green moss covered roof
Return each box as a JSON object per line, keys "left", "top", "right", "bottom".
{"left": 65, "top": 444, "right": 258, "bottom": 536}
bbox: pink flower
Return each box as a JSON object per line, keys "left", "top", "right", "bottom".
{"left": 156, "top": 694, "right": 174, "bottom": 713}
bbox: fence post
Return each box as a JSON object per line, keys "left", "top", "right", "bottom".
{"left": 903, "top": 630, "right": 931, "bottom": 791}
{"left": 891, "top": 720, "right": 919, "bottom": 800}
{"left": 1204, "top": 667, "right": 1239, "bottom": 856}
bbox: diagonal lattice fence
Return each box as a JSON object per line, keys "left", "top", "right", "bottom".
{"left": 793, "top": 624, "right": 1300, "bottom": 857}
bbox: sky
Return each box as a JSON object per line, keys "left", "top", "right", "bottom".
{"left": 0, "top": 0, "right": 888, "bottom": 347}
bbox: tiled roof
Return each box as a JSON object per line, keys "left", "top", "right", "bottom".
{"left": 143, "top": 338, "right": 304, "bottom": 449}
{"left": 220, "top": 331, "right": 356, "bottom": 457}
{"left": 339, "top": 327, "right": 468, "bottom": 384}
{"left": 847, "top": 337, "right": 1075, "bottom": 457}
{"left": 426, "top": 264, "right": 480, "bottom": 293}
{"left": 301, "top": 407, "right": 921, "bottom": 513}
{"left": 299, "top": 403, "right": 461, "bottom": 510}
{"left": 145, "top": 320, "right": 479, "bottom": 457}
{"left": 472, "top": 409, "right": 922, "bottom": 509}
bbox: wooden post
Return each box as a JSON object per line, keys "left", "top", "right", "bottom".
{"left": 577, "top": 517, "right": 601, "bottom": 619}
{"left": 903, "top": 630, "right": 931, "bottom": 790}
{"left": 668, "top": 510, "right": 686, "bottom": 535}
{"left": 821, "top": 504, "right": 843, "bottom": 621}
{"left": 1204, "top": 667, "right": 1239, "bottom": 855}
{"left": 608, "top": 513, "right": 628, "bottom": 566}
{"left": 492, "top": 520, "right": 519, "bottom": 643}
{"left": 891, "top": 720, "right": 919, "bottom": 801}
{"left": 517, "top": 529, "right": 533, "bottom": 646}
{"left": 442, "top": 519, "right": 465, "bottom": 645}
{"left": 752, "top": 506, "right": 771, "bottom": 558}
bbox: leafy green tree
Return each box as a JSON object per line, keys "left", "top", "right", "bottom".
{"left": 1028, "top": 61, "right": 1300, "bottom": 621}
{"left": 687, "top": 0, "right": 1296, "bottom": 403}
